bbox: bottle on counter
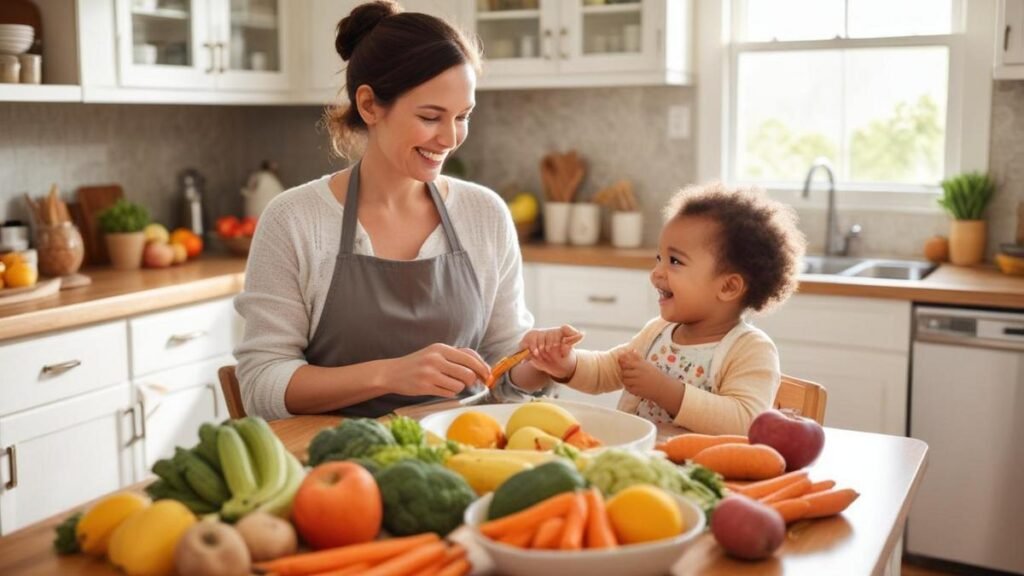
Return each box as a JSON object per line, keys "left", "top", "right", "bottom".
{"left": 179, "top": 169, "right": 206, "bottom": 238}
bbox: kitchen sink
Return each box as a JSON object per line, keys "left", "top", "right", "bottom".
{"left": 801, "top": 256, "right": 936, "bottom": 281}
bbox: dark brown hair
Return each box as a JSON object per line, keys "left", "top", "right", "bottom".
{"left": 663, "top": 182, "right": 806, "bottom": 313}
{"left": 325, "top": 0, "right": 482, "bottom": 157}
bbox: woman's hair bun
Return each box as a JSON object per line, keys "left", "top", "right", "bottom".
{"left": 335, "top": 1, "right": 402, "bottom": 61}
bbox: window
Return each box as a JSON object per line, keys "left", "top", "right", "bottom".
{"left": 728, "top": 0, "right": 960, "bottom": 191}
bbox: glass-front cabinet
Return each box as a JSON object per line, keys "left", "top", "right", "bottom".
{"left": 471, "top": 0, "right": 558, "bottom": 77}
{"left": 116, "top": 0, "right": 289, "bottom": 91}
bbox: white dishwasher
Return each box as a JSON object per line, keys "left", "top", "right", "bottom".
{"left": 907, "top": 306, "right": 1024, "bottom": 574}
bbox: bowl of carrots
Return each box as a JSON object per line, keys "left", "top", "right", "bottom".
{"left": 463, "top": 489, "right": 705, "bottom": 576}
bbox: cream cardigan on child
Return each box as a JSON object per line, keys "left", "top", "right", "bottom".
{"left": 565, "top": 317, "right": 780, "bottom": 435}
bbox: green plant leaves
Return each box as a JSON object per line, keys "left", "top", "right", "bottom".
{"left": 938, "top": 171, "right": 995, "bottom": 220}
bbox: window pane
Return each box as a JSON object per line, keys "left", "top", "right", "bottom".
{"left": 735, "top": 47, "right": 948, "bottom": 186}
{"left": 740, "top": 0, "right": 843, "bottom": 42}
{"left": 845, "top": 47, "right": 948, "bottom": 184}
{"left": 848, "top": 0, "right": 953, "bottom": 38}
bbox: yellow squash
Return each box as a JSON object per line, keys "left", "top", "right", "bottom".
{"left": 76, "top": 492, "right": 150, "bottom": 556}
{"left": 107, "top": 499, "right": 196, "bottom": 576}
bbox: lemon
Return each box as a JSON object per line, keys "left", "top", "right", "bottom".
{"left": 606, "top": 484, "right": 684, "bottom": 544}
{"left": 508, "top": 193, "right": 539, "bottom": 224}
{"left": 4, "top": 262, "right": 37, "bottom": 288}
{"left": 446, "top": 411, "right": 507, "bottom": 449}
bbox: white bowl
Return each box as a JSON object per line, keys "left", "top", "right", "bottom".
{"left": 463, "top": 492, "right": 705, "bottom": 576}
{"left": 0, "top": 24, "right": 34, "bottom": 36}
{"left": 419, "top": 399, "right": 656, "bottom": 451}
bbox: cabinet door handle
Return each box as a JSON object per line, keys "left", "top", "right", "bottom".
{"left": 1006, "top": 25, "right": 1012, "bottom": 52}
{"left": 41, "top": 359, "right": 81, "bottom": 375}
{"left": 204, "top": 42, "right": 216, "bottom": 73}
{"left": 168, "top": 330, "right": 207, "bottom": 345}
{"left": 587, "top": 295, "right": 618, "bottom": 304}
{"left": 124, "top": 398, "right": 147, "bottom": 446}
{"left": 207, "top": 383, "right": 219, "bottom": 418}
{"left": 543, "top": 29, "right": 553, "bottom": 60}
{"left": 4, "top": 445, "right": 16, "bottom": 490}
{"left": 559, "top": 27, "right": 569, "bottom": 59}
{"left": 218, "top": 42, "right": 227, "bottom": 73}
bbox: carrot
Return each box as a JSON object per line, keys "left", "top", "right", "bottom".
{"left": 361, "top": 541, "right": 448, "bottom": 576}
{"left": 808, "top": 480, "right": 836, "bottom": 494}
{"left": 411, "top": 546, "right": 467, "bottom": 576}
{"left": 736, "top": 471, "right": 808, "bottom": 499}
{"left": 692, "top": 444, "right": 786, "bottom": 481}
{"left": 436, "top": 558, "right": 471, "bottom": 576}
{"left": 529, "top": 516, "right": 566, "bottom": 549}
{"left": 310, "top": 563, "right": 375, "bottom": 576}
{"left": 497, "top": 529, "right": 535, "bottom": 548}
{"left": 583, "top": 488, "right": 617, "bottom": 549}
{"left": 771, "top": 499, "right": 812, "bottom": 523}
{"left": 480, "top": 492, "right": 575, "bottom": 538}
{"left": 800, "top": 488, "right": 860, "bottom": 518}
{"left": 559, "top": 492, "right": 588, "bottom": 550}
{"left": 761, "top": 477, "right": 813, "bottom": 504}
{"left": 254, "top": 534, "right": 440, "bottom": 576}
{"left": 656, "top": 433, "right": 749, "bottom": 463}
{"left": 723, "top": 481, "right": 746, "bottom": 492}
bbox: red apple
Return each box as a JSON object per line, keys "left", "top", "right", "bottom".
{"left": 291, "top": 462, "right": 381, "bottom": 550}
{"left": 748, "top": 409, "right": 825, "bottom": 471}
{"left": 143, "top": 241, "right": 174, "bottom": 268}
{"left": 711, "top": 495, "right": 785, "bottom": 560}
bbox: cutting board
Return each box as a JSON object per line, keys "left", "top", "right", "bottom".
{"left": 75, "top": 185, "right": 124, "bottom": 265}
{"left": 0, "top": 277, "right": 61, "bottom": 307}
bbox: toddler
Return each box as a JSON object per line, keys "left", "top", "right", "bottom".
{"left": 516, "top": 183, "right": 806, "bottom": 435}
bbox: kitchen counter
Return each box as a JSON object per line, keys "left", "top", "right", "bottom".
{"left": 521, "top": 243, "right": 1024, "bottom": 310}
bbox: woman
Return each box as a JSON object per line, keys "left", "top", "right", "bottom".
{"left": 235, "top": 0, "right": 549, "bottom": 419}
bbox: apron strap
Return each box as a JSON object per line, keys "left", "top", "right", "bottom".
{"left": 339, "top": 161, "right": 362, "bottom": 255}
{"left": 428, "top": 180, "right": 465, "bottom": 253}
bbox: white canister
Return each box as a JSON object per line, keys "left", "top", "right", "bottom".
{"left": 250, "top": 51, "right": 267, "bottom": 71}
{"left": 519, "top": 36, "right": 536, "bottom": 58}
{"left": 611, "top": 211, "right": 644, "bottom": 248}
{"left": 18, "top": 54, "right": 41, "bottom": 84}
{"left": 0, "top": 55, "right": 21, "bottom": 84}
{"left": 569, "top": 203, "right": 601, "bottom": 246}
{"left": 543, "top": 202, "right": 572, "bottom": 245}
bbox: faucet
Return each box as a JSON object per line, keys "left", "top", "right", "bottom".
{"left": 802, "top": 158, "right": 841, "bottom": 256}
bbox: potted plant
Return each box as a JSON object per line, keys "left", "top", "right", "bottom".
{"left": 98, "top": 199, "right": 150, "bottom": 270}
{"left": 938, "top": 171, "right": 996, "bottom": 266}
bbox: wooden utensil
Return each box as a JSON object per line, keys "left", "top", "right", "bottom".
{"left": 76, "top": 184, "right": 124, "bottom": 265}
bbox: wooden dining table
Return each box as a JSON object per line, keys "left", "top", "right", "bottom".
{"left": 0, "top": 415, "right": 927, "bottom": 576}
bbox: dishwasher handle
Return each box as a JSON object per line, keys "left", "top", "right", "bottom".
{"left": 916, "top": 311, "right": 1024, "bottom": 352}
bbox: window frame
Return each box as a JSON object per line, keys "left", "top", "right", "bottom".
{"left": 696, "top": 0, "right": 995, "bottom": 212}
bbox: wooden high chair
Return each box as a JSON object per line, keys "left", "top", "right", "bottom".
{"left": 774, "top": 374, "right": 827, "bottom": 425}
{"left": 218, "top": 365, "right": 247, "bottom": 419}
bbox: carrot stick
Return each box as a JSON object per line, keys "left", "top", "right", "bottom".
{"left": 583, "top": 488, "right": 617, "bottom": 549}
{"left": 735, "top": 470, "right": 809, "bottom": 499}
{"left": 411, "top": 546, "right": 467, "bottom": 576}
{"left": 497, "top": 529, "right": 535, "bottom": 548}
{"left": 770, "top": 499, "right": 812, "bottom": 523}
{"left": 761, "top": 477, "right": 813, "bottom": 504}
{"left": 362, "top": 541, "right": 447, "bottom": 576}
{"left": 529, "top": 516, "right": 566, "bottom": 549}
{"left": 559, "top": 492, "right": 588, "bottom": 550}
{"left": 808, "top": 480, "right": 836, "bottom": 494}
{"left": 692, "top": 444, "right": 786, "bottom": 480}
{"left": 656, "top": 434, "right": 748, "bottom": 463}
{"left": 480, "top": 492, "right": 575, "bottom": 538}
{"left": 800, "top": 488, "right": 860, "bottom": 518}
{"left": 254, "top": 533, "right": 439, "bottom": 576}
{"left": 437, "top": 558, "right": 471, "bottom": 576}
{"left": 310, "top": 562, "right": 375, "bottom": 576}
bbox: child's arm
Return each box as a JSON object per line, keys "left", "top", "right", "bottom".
{"left": 507, "top": 325, "right": 583, "bottom": 392}
{"left": 673, "top": 333, "right": 780, "bottom": 435}
{"left": 618, "top": 349, "right": 685, "bottom": 415}
{"left": 561, "top": 317, "right": 669, "bottom": 395}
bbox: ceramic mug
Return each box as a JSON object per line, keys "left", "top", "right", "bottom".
{"left": 543, "top": 202, "right": 572, "bottom": 245}
{"left": 611, "top": 211, "right": 644, "bottom": 248}
{"left": 569, "top": 203, "right": 601, "bottom": 246}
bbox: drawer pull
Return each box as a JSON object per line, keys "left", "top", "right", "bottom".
{"left": 5, "top": 445, "right": 16, "bottom": 490}
{"left": 168, "top": 330, "right": 207, "bottom": 345}
{"left": 587, "top": 295, "right": 618, "bottom": 304}
{"left": 41, "top": 359, "right": 82, "bottom": 375}
{"left": 124, "top": 399, "right": 147, "bottom": 446}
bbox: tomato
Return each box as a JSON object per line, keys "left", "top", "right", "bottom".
{"left": 216, "top": 216, "right": 241, "bottom": 238}
{"left": 239, "top": 217, "right": 257, "bottom": 238}
{"left": 291, "top": 462, "right": 382, "bottom": 549}
{"left": 182, "top": 234, "right": 203, "bottom": 258}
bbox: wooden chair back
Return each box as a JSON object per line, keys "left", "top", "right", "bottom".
{"left": 774, "top": 374, "right": 828, "bottom": 425}
{"left": 218, "top": 365, "right": 247, "bottom": 419}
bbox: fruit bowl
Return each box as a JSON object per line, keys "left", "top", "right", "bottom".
{"left": 461, "top": 491, "right": 705, "bottom": 576}
{"left": 220, "top": 235, "right": 252, "bottom": 257}
{"left": 419, "top": 399, "right": 656, "bottom": 451}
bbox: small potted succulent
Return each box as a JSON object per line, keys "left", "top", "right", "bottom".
{"left": 938, "top": 171, "right": 996, "bottom": 266}
{"left": 98, "top": 199, "right": 150, "bottom": 270}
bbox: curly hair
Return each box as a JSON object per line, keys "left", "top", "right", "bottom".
{"left": 662, "top": 182, "right": 806, "bottom": 313}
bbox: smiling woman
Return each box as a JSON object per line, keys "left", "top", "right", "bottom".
{"left": 234, "top": 1, "right": 554, "bottom": 420}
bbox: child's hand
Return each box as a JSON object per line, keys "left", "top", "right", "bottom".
{"left": 618, "top": 349, "right": 684, "bottom": 415}
{"left": 519, "top": 325, "right": 583, "bottom": 381}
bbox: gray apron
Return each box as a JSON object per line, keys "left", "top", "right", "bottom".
{"left": 305, "top": 161, "right": 487, "bottom": 418}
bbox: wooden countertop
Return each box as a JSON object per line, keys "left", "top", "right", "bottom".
{"left": 521, "top": 243, "right": 1024, "bottom": 310}
{"left": 0, "top": 416, "right": 928, "bottom": 576}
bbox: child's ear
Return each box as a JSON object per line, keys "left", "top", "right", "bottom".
{"left": 717, "top": 272, "right": 747, "bottom": 303}
{"left": 355, "top": 85, "right": 380, "bottom": 126}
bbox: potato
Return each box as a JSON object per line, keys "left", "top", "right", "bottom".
{"left": 234, "top": 511, "right": 298, "bottom": 562}
{"left": 711, "top": 495, "right": 785, "bottom": 560}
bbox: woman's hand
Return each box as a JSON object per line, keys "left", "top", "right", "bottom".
{"left": 386, "top": 343, "right": 491, "bottom": 398}
{"left": 618, "top": 349, "right": 684, "bottom": 415}
{"left": 519, "top": 325, "right": 583, "bottom": 381}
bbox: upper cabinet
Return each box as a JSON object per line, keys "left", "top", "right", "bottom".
{"left": 996, "top": 0, "right": 1024, "bottom": 79}
{"left": 464, "top": 0, "right": 691, "bottom": 90}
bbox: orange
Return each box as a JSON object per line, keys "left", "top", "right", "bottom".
{"left": 446, "top": 411, "right": 507, "bottom": 449}
{"left": 182, "top": 234, "right": 203, "bottom": 258}
{"left": 1, "top": 252, "right": 22, "bottom": 269}
{"left": 5, "top": 262, "right": 38, "bottom": 288}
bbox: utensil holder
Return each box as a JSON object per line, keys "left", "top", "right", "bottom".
{"left": 35, "top": 222, "right": 84, "bottom": 276}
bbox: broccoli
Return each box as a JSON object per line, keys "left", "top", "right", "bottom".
{"left": 375, "top": 459, "right": 475, "bottom": 536}
{"left": 388, "top": 416, "right": 425, "bottom": 446}
{"left": 307, "top": 418, "right": 395, "bottom": 466}
{"left": 53, "top": 511, "right": 82, "bottom": 555}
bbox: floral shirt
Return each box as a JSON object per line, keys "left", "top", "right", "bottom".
{"left": 634, "top": 323, "right": 719, "bottom": 424}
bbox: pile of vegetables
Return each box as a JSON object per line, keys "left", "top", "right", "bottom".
{"left": 308, "top": 416, "right": 459, "bottom": 471}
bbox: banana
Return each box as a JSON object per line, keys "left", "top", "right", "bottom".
{"left": 505, "top": 401, "right": 580, "bottom": 440}
{"left": 218, "top": 424, "right": 260, "bottom": 520}
{"left": 234, "top": 417, "right": 286, "bottom": 502}
{"left": 256, "top": 451, "right": 306, "bottom": 518}
{"left": 446, "top": 453, "right": 534, "bottom": 495}
{"left": 506, "top": 426, "right": 562, "bottom": 451}
{"left": 460, "top": 447, "right": 557, "bottom": 465}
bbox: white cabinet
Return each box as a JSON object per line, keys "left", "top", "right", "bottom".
{"left": 996, "top": 0, "right": 1024, "bottom": 78}
{"left": 753, "top": 294, "right": 912, "bottom": 436}
{"left": 464, "top": 0, "right": 691, "bottom": 90}
{"left": 0, "top": 384, "right": 135, "bottom": 535}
